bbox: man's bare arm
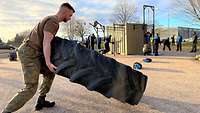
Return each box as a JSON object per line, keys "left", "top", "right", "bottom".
{"left": 43, "top": 31, "right": 57, "bottom": 72}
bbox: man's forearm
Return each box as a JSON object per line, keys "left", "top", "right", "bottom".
{"left": 43, "top": 31, "right": 57, "bottom": 72}
{"left": 43, "top": 42, "right": 51, "bottom": 66}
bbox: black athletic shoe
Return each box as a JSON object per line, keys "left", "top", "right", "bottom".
{"left": 35, "top": 95, "right": 55, "bottom": 111}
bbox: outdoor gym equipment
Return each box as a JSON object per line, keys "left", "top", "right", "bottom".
{"left": 143, "top": 58, "right": 152, "bottom": 63}
{"left": 133, "top": 62, "right": 142, "bottom": 70}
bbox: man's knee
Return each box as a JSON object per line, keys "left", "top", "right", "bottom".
{"left": 22, "top": 83, "right": 38, "bottom": 98}
{"left": 29, "top": 85, "right": 38, "bottom": 94}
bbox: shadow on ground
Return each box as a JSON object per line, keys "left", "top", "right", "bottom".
{"left": 143, "top": 67, "right": 184, "bottom": 73}
{"left": 141, "top": 96, "right": 200, "bottom": 113}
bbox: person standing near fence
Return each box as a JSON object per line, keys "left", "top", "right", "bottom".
{"left": 171, "top": 35, "right": 175, "bottom": 46}
{"left": 176, "top": 33, "right": 183, "bottom": 52}
{"left": 190, "top": 32, "right": 198, "bottom": 52}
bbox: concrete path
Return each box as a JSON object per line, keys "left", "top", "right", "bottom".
{"left": 0, "top": 54, "right": 200, "bottom": 113}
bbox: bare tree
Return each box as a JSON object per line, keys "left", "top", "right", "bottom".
{"left": 61, "top": 17, "right": 90, "bottom": 41}
{"left": 175, "top": 0, "right": 200, "bottom": 24}
{"left": 184, "top": 0, "right": 200, "bottom": 21}
{"left": 7, "top": 30, "right": 30, "bottom": 47}
{"left": 74, "top": 20, "right": 88, "bottom": 41}
{"left": 111, "top": 0, "right": 138, "bottom": 24}
{"left": 61, "top": 17, "right": 76, "bottom": 40}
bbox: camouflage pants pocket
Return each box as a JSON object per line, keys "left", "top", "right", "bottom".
{"left": 21, "top": 62, "right": 40, "bottom": 84}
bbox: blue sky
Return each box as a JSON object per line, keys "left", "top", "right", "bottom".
{"left": 0, "top": 0, "right": 199, "bottom": 42}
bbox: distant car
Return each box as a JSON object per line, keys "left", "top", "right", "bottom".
{"left": 0, "top": 43, "right": 16, "bottom": 49}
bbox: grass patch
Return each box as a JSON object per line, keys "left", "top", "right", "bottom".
{"left": 182, "top": 40, "right": 200, "bottom": 52}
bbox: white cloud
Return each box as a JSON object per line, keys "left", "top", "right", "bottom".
{"left": 80, "top": 7, "right": 112, "bottom": 16}
{"left": 77, "top": 16, "right": 88, "bottom": 21}
{"left": 86, "top": 0, "right": 116, "bottom": 5}
{"left": 0, "top": 0, "right": 78, "bottom": 41}
{"left": 0, "top": 0, "right": 195, "bottom": 42}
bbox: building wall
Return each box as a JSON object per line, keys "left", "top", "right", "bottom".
{"left": 155, "top": 27, "right": 178, "bottom": 39}
{"left": 126, "top": 23, "right": 146, "bottom": 55}
{"left": 106, "top": 25, "right": 126, "bottom": 55}
{"left": 178, "top": 27, "right": 200, "bottom": 39}
{"left": 155, "top": 27, "right": 200, "bottom": 40}
{"left": 106, "top": 23, "right": 146, "bottom": 55}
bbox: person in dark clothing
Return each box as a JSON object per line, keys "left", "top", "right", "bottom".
{"left": 153, "top": 33, "right": 161, "bottom": 56}
{"left": 144, "top": 32, "right": 151, "bottom": 44}
{"left": 163, "top": 37, "right": 171, "bottom": 51}
{"left": 171, "top": 35, "right": 175, "bottom": 46}
{"left": 143, "top": 32, "right": 152, "bottom": 55}
{"left": 85, "top": 36, "right": 90, "bottom": 49}
{"left": 190, "top": 32, "right": 198, "bottom": 52}
{"left": 99, "top": 35, "right": 111, "bottom": 54}
{"left": 176, "top": 33, "right": 183, "bottom": 52}
{"left": 97, "top": 37, "right": 102, "bottom": 49}
{"left": 90, "top": 34, "right": 96, "bottom": 50}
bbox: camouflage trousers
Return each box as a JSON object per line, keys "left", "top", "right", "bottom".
{"left": 3, "top": 43, "right": 55, "bottom": 113}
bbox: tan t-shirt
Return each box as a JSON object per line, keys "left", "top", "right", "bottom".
{"left": 26, "top": 15, "right": 59, "bottom": 52}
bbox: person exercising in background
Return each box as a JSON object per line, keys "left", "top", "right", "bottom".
{"left": 163, "top": 37, "right": 171, "bottom": 51}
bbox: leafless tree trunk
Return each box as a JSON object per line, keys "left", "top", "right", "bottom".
{"left": 111, "top": 0, "right": 138, "bottom": 24}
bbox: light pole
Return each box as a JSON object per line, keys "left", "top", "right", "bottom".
{"left": 168, "top": 10, "right": 170, "bottom": 37}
